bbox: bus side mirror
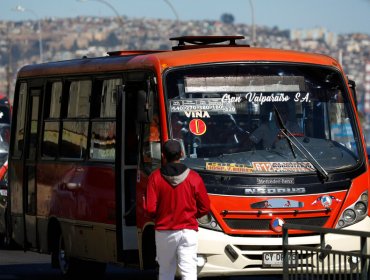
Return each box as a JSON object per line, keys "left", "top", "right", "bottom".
{"left": 137, "top": 89, "right": 153, "bottom": 123}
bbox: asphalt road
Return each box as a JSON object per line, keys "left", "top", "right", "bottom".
{"left": 0, "top": 249, "right": 154, "bottom": 280}
{"left": 0, "top": 249, "right": 284, "bottom": 280}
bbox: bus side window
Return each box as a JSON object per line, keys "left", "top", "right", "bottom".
{"left": 60, "top": 80, "right": 91, "bottom": 159}
{"left": 42, "top": 81, "right": 62, "bottom": 159}
{"left": 90, "top": 78, "right": 120, "bottom": 161}
{"left": 12, "top": 82, "right": 27, "bottom": 158}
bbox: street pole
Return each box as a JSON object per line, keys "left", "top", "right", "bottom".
{"left": 248, "top": 0, "right": 256, "bottom": 46}
{"left": 6, "top": 24, "right": 12, "bottom": 99}
{"left": 163, "top": 0, "right": 179, "bottom": 22}
{"left": 163, "top": 0, "right": 179, "bottom": 36}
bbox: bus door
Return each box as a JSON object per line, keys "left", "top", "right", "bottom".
{"left": 115, "top": 80, "right": 140, "bottom": 262}
{"left": 23, "top": 88, "right": 41, "bottom": 248}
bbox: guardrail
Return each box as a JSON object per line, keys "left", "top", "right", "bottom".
{"left": 282, "top": 223, "right": 370, "bottom": 280}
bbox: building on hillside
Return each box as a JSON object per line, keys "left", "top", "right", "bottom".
{"left": 290, "top": 27, "right": 338, "bottom": 48}
{"left": 365, "top": 61, "right": 370, "bottom": 122}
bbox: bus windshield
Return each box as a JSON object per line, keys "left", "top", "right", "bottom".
{"left": 165, "top": 64, "right": 360, "bottom": 175}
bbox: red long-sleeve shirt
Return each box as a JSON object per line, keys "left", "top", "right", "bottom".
{"left": 145, "top": 166, "right": 210, "bottom": 231}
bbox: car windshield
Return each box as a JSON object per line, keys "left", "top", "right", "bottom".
{"left": 165, "top": 64, "right": 361, "bottom": 175}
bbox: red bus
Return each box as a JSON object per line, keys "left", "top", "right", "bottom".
{"left": 7, "top": 36, "right": 369, "bottom": 278}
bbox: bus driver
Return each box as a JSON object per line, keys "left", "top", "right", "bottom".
{"left": 249, "top": 104, "right": 302, "bottom": 150}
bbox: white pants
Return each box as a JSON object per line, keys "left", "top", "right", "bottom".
{"left": 155, "top": 229, "right": 198, "bottom": 280}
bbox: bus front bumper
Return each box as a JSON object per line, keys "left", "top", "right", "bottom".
{"left": 196, "top": 217, "right": 370, "bottom": 277}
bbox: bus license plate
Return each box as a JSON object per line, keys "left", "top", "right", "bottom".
{"left": 262, "top": 252, "right": 297, "bottom": 268}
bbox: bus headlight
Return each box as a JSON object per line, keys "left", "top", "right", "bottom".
{"left": 361, "top": 192, "right": 368, "bottom": 202}
{"left": 197, "top": 212, "right": 222, "bottom": 231}
{"left": 336, "top": 191, "right": 368, "bottom": 229}
{"left": 343, "top": 209, "right": 356, "bottom": 223}
{"left": 197, "top": 213, "right": 212, "bottom": 224}
{"left": 354, "top": 201, "right": 367, "bottom": 215}
{"left": 196, "top": 255, "right": 207, "bottom": 267}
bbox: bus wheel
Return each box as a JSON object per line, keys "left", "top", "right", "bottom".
{"left": 55, "top": 232, "right": 106, "bottom": 279}
{"left": 1, "top": 231, "right": 16, "bottom": 249}
{"left": 0, "top": 232, "right": 5, "bottom": 248}
{"left": 0, "top": 211, "right": 18, "bottom": 249}
{"left": 56, "top": 232, "right": 80, "bottom": 278}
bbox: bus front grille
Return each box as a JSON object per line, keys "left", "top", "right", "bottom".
{"left": 224, "top": 217, "right": 329, "bottom": 231}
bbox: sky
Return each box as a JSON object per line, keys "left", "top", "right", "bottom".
{"left": 0, "top": 0, "right": 370, "bottom": 35}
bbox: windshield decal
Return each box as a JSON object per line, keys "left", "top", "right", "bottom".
{"left": 252, "top": 162, "right": 315, "bottom": 173}
{"left": 245, "top": 92, "right": 310, "bottom": 104}
{"left": 221, "top": 93, "right": 242, "bottom": 103}
{"left": 189, "top": 119, "right": 207, "bottom": 136}
{"left": 170, "top": 99, "right": 236, "bottom": 113}
{"left": 206, "top": 162, "right": 253, "bottom": 173}
{"left": 251, "top": 198, "right": 304, "bottom": 209}
{"left": 184, "top": 111, "right": 210, "bottom": 118}
{"left": 244, "top": 92, "right": 289, "bottom": 105}
{"left": 205, "top": 162, "right": 315, "bottom": 173}
{"left": 294, "top": 92, "right": 310, "bottom": 102}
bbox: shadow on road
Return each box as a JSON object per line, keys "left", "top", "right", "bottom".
{"left": 0, "top": 249, "right": 283, "bottom": 280}
{"left": 0, "top": 263, "right": 159, "bottom": 280}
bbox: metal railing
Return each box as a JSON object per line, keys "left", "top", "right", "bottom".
{"left": 282, "top": 223, "right": 370, "bottom": 280}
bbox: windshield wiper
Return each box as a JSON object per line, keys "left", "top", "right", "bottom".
{"left": 273, "top": 108, "right": 297, "bottom": 159}
{"left": 273, "top": 106, "right": 329, "bottom": 182}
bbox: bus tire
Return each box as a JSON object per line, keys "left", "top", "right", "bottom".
{"left": 52, "top": 230, "right": 106, "bottom": 279}
{"left": 0, "top": 210, "right": 18, "bottom": 249}
{"left": 0, "top": 232, "right": 5, "bottom": 248}
{"left": 55, "top": 231, "right": 80, "bottom": 279}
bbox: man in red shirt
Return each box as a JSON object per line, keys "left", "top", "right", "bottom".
{"left": 146, "top": 139, "right": 210, "bottom": 280}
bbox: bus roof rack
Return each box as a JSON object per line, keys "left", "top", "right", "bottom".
{"left": 170, "top": 35, "right": 248, "bottom": 50}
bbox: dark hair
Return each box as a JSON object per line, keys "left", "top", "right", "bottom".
{"left": 163, "top": 139, "right": 182, "bottom": 162}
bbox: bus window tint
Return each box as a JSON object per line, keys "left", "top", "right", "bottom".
{"left": 90, "top": 122, "right": 116, "bottom": 160}
{"left": 100, "top": 79, "right": 119, "bottom": 118}
{"left": 49, "top": 82, "right": 62, "bottom": 118}
{"left": 27, "top": 95, "right": 40, "bottom": 160}
{"left": 43, "top": 122, "right": 59, "bottom": 158}
{"left": 13, "top": 82, "right": 27, "bottom": 158}
{"left": 42, "top": 81, "right": 62, "bottom": 158}
{"left": 60, "top": 80, "right": 91, "bottom": 159}
{"left": 89, "top": 78, "right": 119, "bottom": 161}
{"left": 61, "top": 121, "right": 88, "bottom": 159}
{"left": 67, "top": 80, "right": 91, "bottom": 118}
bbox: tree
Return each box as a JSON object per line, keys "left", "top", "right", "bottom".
{"left": 220, "top": 13, "right": 235, "bottom": 24}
